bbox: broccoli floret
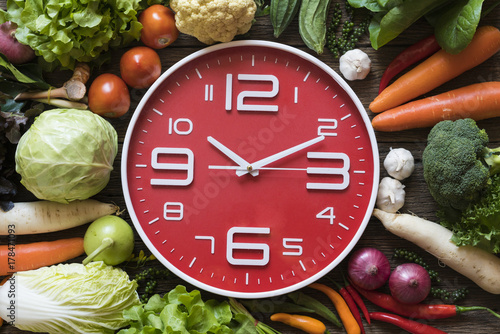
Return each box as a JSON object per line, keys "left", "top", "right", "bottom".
{"left": 422, "top": 118, "right": 500, "bottom": 211}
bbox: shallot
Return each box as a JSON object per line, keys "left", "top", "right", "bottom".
{"left": 389, "top": 263, "right": 431, "bottom": 304}
{"left": 348, "top": 247, "right": 391, "bottom": 290}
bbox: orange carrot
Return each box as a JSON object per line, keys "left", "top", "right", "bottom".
{"left": 0, "top": 237, "right": 84, "bottom": 276}
{"left": 370, "top": 25, "right": 500, "bottom": 113}
{"left": 371, "top": 81, "right": 500, "bottom": 132}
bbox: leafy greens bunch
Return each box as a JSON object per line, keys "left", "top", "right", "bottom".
{"left": 118, "top": 285, "right": 280, "bottom": 334}
{"left": 348, "top": 0, "right": 499, "bottom": 54}
{"left": 0, "top": 0, "right": 166, "bottom": 69}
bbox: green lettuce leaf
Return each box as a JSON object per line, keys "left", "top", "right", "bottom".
{"left": 0, "top": 0, "right": 164, "bottom": 69}
{"left": 119, "top": 286, "right": 238, "bottom": 334}
{"left": 0, "top": 262, "right": 140, "bottom": 334}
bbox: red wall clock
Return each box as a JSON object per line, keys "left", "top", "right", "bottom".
{"left": 121, "top": 40, "right": 380, "bottom": 298}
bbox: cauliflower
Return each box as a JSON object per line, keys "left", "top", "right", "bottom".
{"left": 170, "top": 0, "right": 257, "bottom": 45}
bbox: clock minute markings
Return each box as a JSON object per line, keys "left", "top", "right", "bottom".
{"left": 195, "top": 68, "right": 202, "bottom": 79}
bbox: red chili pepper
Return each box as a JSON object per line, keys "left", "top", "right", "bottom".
{"left": 378, "top": 34, "right": 441, "bottom": 94}
{"left": 370, "top": 312, "right": 447, "bottom": 334}
{"left": 345, "top": 284, "right": 371, "bottom": 324}
{"left": 333, "top": 281, "right": 365, "bottom": 334}
{"left": 351, "top": 282, "right": 500, "bottom": 320}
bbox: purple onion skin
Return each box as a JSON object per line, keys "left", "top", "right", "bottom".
{"left": 0, "top": 22, "right": 36, "bottom": 65}
{"left": 347, "top": 247, "right": 391, "bottom": 290}
{"left": 389, "top": 263, "right": 431, "bottom": 304}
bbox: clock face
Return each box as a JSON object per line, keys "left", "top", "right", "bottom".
{"left": 122, "top": 40, "right": 379, "bottom": 298}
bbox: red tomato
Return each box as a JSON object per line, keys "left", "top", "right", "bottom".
{"left": 139, "top": 5, "right": 179, "bottom": 49}
{"left": 120, "top": 46, "right": 162, "bottom": 89}
{"left": 88, "top": 73, "right": 130, "bottom": 118}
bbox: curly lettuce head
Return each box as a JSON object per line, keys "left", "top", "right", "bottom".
{"left": 0, "top": 0, "right": 164, "bottom": 69}
{"left": 15, "top": 109, "right": 118, "bottom": 203}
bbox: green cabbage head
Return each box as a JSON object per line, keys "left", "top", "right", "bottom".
{"left": 15, "top": 109, "right": 118, "bottom": 203}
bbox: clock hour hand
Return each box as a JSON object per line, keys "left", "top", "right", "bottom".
{"left": 207, "top": 136, "right": 258, "bottom": 176}
{"left": 236, "top": 135, "right": 325, "bottom": 176}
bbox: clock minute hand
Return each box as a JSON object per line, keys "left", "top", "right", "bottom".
{"left": 236, "top": 135, "right": 325, "bottom": 176}
{"left": 207, "top": 136, "right": 258, "bottom": 176}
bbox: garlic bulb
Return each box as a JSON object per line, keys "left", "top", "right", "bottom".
{"left": 384, "top": 148, "right": 415, "bottom": 180}
{"left": 339, "top": 49, "right": 371, "bottom": 81}
{"left": 376, "top": 177, "right": 406, "bottom": 213}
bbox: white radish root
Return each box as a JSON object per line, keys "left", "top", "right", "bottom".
{"left": 1, "top": 199, "right": 119, "bottom": 235}
{"left": 373, "top": 208, "right": 500, "bottom": 294}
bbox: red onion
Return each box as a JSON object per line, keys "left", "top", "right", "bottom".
{"left": 389, "top": 263, "right": 431, "bottom": 304}
{"left": 0, "top": 21, "right": 36, "bottom": 64}
{"left": 347, "top": 247, "right": 391, "bottom": 290}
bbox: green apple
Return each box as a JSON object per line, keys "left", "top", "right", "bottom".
{"left": 83, "top": 215, "right": 135, "bottom": 266}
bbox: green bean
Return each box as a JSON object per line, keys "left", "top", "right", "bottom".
{"left": 270, "top": 0, "right": 301, "bottom": 38}
{"left": 298, "top": 0, "right": 332, "bottom": 54}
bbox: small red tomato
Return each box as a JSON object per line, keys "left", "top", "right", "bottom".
{"left": 139, "top": 5, "right": 179, "bottom": 49}
{"left": 88, "top": 73, "right": 130, "bottom": 118}
{"left": 120, "top": 46, "right": 162, "bottom": 89}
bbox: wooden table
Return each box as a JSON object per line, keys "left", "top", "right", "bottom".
{"left": 2, "top": 2, "right": 500, "bottom": 333}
